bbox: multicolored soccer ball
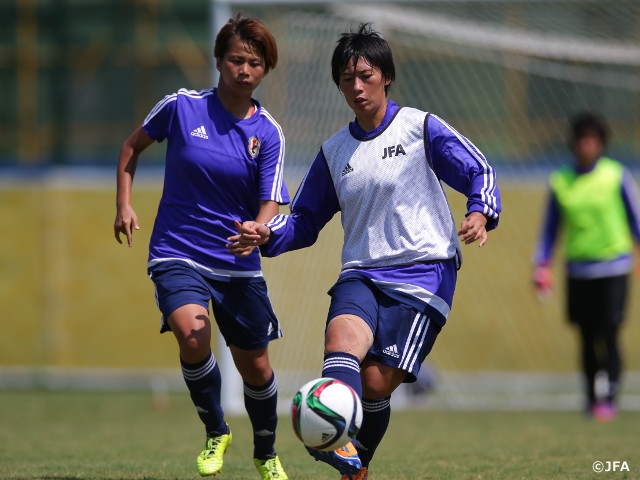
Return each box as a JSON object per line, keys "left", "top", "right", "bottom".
{"left": 291, "top": 377, "right": 363, "bottom": 451}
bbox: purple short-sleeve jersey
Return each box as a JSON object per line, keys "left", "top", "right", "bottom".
{"left": 143, "top": 87, "right": 289, "bottom": 277}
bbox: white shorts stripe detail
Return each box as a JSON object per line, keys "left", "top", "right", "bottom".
{"left": 400, "top": 313, "right": 429, "bottom": 372}
{"left": 400, "top": 316, "right": 425, "bottom": 371}
{"left": 407, "top": 318, "right": 430, "bottom": 373}
{"left": 399, "top": 312, "right": 423, "bottom": 370}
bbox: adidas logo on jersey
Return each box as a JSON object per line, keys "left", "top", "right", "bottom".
{"left": 341, "top": 163, "right": 354, "bottom": 177}
{"left": 191, "top": 126, "right": 208, "bottom": 139}
{"left": 382, "top": 344, "right": 400, "bottom": 358}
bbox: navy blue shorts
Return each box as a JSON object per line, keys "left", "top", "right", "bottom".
{"left": 327, "top": 276, "right": 441, "bottom": 383}
{"left": 148, "top": 260, "right": 282, "bottom": 350}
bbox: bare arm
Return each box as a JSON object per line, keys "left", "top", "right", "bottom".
{"left": 255, "top": 200, "right": 279, "bottom": 224}
{"left": 114, "top": 126, "right": 154, "bottom": 247}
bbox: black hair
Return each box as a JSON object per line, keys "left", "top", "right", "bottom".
{"left": 569, "top": 111, "right": 608, "bottom": 147}
{"left": 331, "top": 23, "right": 395, "bottom": 95}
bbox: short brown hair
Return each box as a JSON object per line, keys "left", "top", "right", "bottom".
{"left": 214, "top": 12, "right": 278, "bottom": 74}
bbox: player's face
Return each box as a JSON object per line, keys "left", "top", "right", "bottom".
{"left": 339, "top": 57, "right": 390, "bottom": 130}
{"left": 216, "top": 36, "right": 266, "bottom": 97}
{"left": 574, "top": 130, "right": 603, "bottom": 169}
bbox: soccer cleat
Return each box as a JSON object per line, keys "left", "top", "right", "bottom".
{"left": 306, "top": 441, "right": 362, "bottom": 476}
{"left": 196, "top": 429, "right": 232, "bottom": 476}
{"left": 591, "top": 401, "right": 617, "bottom": 422}
{"left": 254, "top": 455, "right": 289, "bottom": 479}
{"left": 340, "top": 467, "right": 368, "bottom": 480}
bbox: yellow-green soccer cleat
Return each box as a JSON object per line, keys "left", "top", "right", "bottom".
{"left": 253, "top": 455, "right": 289, "bottom": 480}
{"left": 196, "top": 430, "right": 232, "bottom": 477}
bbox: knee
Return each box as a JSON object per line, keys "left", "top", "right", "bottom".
{"left": 325, "top": 315, "right": 373, "bottom": 359}
{"left": 178, "top": 332, "right": 211, "bottom": 363}
{"left": 325, "top": 326, "right": 358, "bottom": 352}
{"left": 230, "top": 346, "right": 273, "bottom": 386}
{"left": 167, "top": 305, "right": 211, "bottom": 363}
{"left": 241, "top": 366, "right": 273, "bottom": 387}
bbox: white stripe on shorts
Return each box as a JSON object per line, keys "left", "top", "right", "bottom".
{"left": 399, "top": 312, "right": 430, "bottom": 372}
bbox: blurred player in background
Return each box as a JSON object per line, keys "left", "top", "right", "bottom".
{"left": 114, "top": 12, "right": 289, "bottom": 479}
{"left": 229, "top": 23, "right": 501, "bottom": 480}
{"left": 533, "top": 111, "right": 640, "bottom": 422}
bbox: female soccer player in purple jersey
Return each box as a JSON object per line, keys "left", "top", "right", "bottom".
{"left": 114, "top": 13, "right": 289, "bottom": 480}
{"left": 229, "top": 23, "right": 502, "bottom": 480}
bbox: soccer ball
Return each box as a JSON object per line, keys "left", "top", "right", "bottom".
{"left": 291, "top": 377, "right": 363, "bottom": 451}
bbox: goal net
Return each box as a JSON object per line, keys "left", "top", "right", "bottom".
{"left": 219, "top": 0, "right": 640, "bottom": 177}
{"left": 211, "top": 0, "right": 640, "bottom": 411}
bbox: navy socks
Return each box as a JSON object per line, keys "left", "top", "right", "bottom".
{"left": 244, "top": 372, "right": 279, "bottom": 459}
{"left": 181, "top": 351, "right": 227, "bottom": 435}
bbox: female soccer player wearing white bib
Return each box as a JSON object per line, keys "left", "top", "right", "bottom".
{"left": 114, "top": 13, "right": 289, "bottom": 480}
{"left": 230, "top": 23, "right": 502, "bottom": 480}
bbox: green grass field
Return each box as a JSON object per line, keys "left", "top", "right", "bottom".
{"left": 2, "top": 179, "right": 640, "bottom": 479}
{"left": 1, "top": 390, "right": 638, "bottom": 480}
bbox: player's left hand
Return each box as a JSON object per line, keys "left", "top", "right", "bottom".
{"left": 458, "top": 211, "right": 488, "bottom": 247}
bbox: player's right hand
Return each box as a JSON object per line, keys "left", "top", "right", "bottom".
{"left": 114, "top": 205, "right": 139, "bottom": 247}
{"left": 533, "top": 264, "right": 553, "bottom": 302}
